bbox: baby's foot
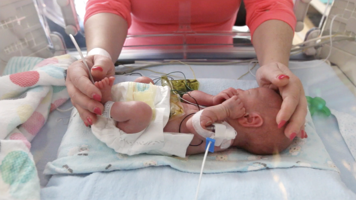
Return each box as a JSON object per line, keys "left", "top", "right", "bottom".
{"left": 94, "top": 76, "right": 115, "bottom": 104}
{"left": 221, "top": 96, "right": 245, "bottom": 119}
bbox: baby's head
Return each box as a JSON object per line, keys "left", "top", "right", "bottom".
{"left": 228, "top": 87, "right": 292, "bottom": 155}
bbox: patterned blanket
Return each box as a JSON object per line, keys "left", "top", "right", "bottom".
{"left": 0, "top": 55, "right": 75, "bottom": 200}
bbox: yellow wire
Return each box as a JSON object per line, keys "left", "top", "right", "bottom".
{"left": 168, "top": 60, "right": 197, "bottom": 79}
{"left": 140, "top": 68, "right": 183, "bottom": 79}
{"left": 237, "top": 61, "right": 257, "bottom": 80}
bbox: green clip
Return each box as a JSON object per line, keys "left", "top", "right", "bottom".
{"left": 306, "top": 96, "right": 331, "bottom": 117}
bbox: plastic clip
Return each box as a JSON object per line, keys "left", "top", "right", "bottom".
{"left": 206, "top": 138, "right": 215, "bottom": 153}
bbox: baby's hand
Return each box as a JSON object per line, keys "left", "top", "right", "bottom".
{"left": 213, "top": 87, "right": 239, "bottom": 105}
{"left": 221, "top": 95, "right": 246, "bottom": 119}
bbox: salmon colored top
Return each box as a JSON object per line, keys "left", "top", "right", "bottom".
{"left": 84, "top": 0, "right": 296, "bottom": 45}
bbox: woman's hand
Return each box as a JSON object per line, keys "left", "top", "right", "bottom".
{"left": 256, "top": 62, "right": 308, "bottom": 140}
{"left": 66, "top": 55, "right": 115, "bottom": 126}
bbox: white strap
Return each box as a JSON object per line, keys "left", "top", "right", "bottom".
{"left": 191, "top": 110, "right": 214, "bottom": 138}
{"left": 87, "top": 48, "right": 112, "bottom": 60}
{"left": 102, "top": 101, "right": 115, "bottom": 118}
{"left": 191, "top": 110, "right": 237, "bottom": 149}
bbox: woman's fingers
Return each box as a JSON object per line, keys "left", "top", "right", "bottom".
{"left": 276, "top": 79, "right": 301, "bottom": 125}
{"left": 66, "top": 77, "right": 103, "bottom": 123}
{"left": 75, "top": 102, "right": 98, "bottom": 127}
{"left": 67, "top": 60, "right": 103, "bottom": 101}
{"left": 283, "top": 94, "right": 308, "bottom": 140}
{"left": 67, "top": 81, "right": 104, "bottom": 115}
{"left": 256, "top": 62, "right": 307, "bottom": 139}
{"left": 66, "top": 56, "right": 115, "bottom": 124}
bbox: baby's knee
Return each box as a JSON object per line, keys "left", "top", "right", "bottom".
{"left": 130, "top": 101, "right": 152, "bottom": 121}
{"left": 134, "top": 76, "right": 154, "bottom": 84}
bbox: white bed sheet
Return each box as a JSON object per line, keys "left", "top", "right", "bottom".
{"left": 32, "top": 60, "right": 356, "bottom": 197}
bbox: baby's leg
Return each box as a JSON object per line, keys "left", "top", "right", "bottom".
{"left": 95, "top": 77, "right": 152, "bottom": 133}
{"left": 134, "top": 76, "right": 154, "bottom": 84}
{"left": 111, "top": 101, "right": 152, "bottom": 133}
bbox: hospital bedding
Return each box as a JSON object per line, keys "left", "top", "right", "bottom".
{"left": 0, "top": 55, "right": 74, "bottom": 199}
{"left": 29, "top": 60, "right": 356, "bottom": 199}
{"left": 43, "top": 80, "right": 336, "bottom": 175}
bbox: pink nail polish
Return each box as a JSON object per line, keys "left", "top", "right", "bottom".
{"left": 87, "top": 117, "right": 93, "bottom": 125}
{"left": 94, "top": 107, "right": 102, "bottom": 115}
{"left": 278, "top": 120, "right": 287, "bottom": 129}
{"left": 301, "top": 131, "right": 305, "bottom": 139}
{"left": 289, "top": 133, "right": 297, "bottom": 141}
{"left": 92, "top": 93, "right": 101, "bottom": 101}
{"left": 92, "top": 66, "right": 103, "bottom": 72}
{"left": 278, "top": 75, "right": 290, "bottom": 80}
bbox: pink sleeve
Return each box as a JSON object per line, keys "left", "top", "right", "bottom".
{"left": 84, "top": 0, "right": 132, "bottom": 27}
{"left": 244, "top": 0, "right": 296, "bottom": 41}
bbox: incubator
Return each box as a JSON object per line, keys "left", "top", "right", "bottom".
{"left": 1, "top": 0, "right": 356, "bottom": 199}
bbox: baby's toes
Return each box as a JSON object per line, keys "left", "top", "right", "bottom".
{"left": 95, "top": 81, "right": 102, "bottom": 89}
{"left": 100, "top": 81, "right": 106, "bottom": 89}
{"left": 94, "top": 82, "right": 100, "bottom": 88}
{"left": 102, "top": 77, "right": 109, "bottom": 85}
{"left": 108, "top": 76, "right": 115, "bottom": 86}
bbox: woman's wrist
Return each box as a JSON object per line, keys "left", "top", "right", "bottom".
{"left": 87, "top": 48, "right": 112, "bottom": 60}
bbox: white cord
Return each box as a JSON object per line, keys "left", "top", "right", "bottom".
{"left": 323, "top": 14, "right": 341, "bottom": 63}
{"left": 56, "top": 106, "right": 74, "bottom": 112}
{"left": 318, "top": 0, "right": 331, "bottom": 30}
{"left": 248, "top": 60, "right": 257, "bottom": 78}
{"left": 69, "top": 34, "right": 95, "bottom": 84}
{"left": 289, "top": 14, "right": 342, "bottom": 70}
{"left": 291, "top": 34, "right": 349, "bottom": 48}
{"left": 194, "top": 141, "right": 211, "bottom": 200}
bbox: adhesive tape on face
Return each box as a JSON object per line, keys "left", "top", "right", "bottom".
{"left": 87, "top": 48, "right": 112, "bottom": 60}
{"left": 102, "top": 101, "right": 115, "bottom": 118}
{"left": 192, "top": 110, "right": 214, "bottom": 138}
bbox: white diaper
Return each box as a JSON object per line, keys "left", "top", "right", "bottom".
{"left": 91, "top": 82, "right": 194, "bottom": 157}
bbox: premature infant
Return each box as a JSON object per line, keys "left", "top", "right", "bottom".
{"left": 92, "top": 76, "right": 292, "bottom": 156}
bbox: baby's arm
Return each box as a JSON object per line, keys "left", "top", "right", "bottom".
{"left": 182, "top": 90, "right": 215, "bottom": 106}
{"left": 186, "top": 96, "right": 245, "bottom": 134}
{"left": 183, "top": 87, "right": 239, "bottom": 107}
{"left": 212, "top": 87, "right": 239, "bottom": 105}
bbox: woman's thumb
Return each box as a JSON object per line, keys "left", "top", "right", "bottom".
{"left": 91, "top": 55, "right": 115, "bottom": 81}
{"left": 256, "top": 62, "right": 290, "bottom": 87}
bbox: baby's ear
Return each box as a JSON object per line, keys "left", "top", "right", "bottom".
{"left": 237, "top": 112, "right": 263, "bottom": 127}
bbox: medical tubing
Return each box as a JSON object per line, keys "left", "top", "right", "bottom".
{"left": 69, "top": 34, "right": 95, "bottom": 84}
{"left": 291, "top": 37, "right": 353, "bottom": 53}
{"left": 178, "top": 113, "right": 196, "bottom": 133}
{"left": 194, "top": 141, "right": 212, "bottom": 200}
{"left": 291, "top": 35, "right": 350, "bottom": 48}
{"left": 324, "top": 14, "right": 341, "bottom": 63}
{"left": 318, "top": 0, "right": 331, "bottom": 30}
